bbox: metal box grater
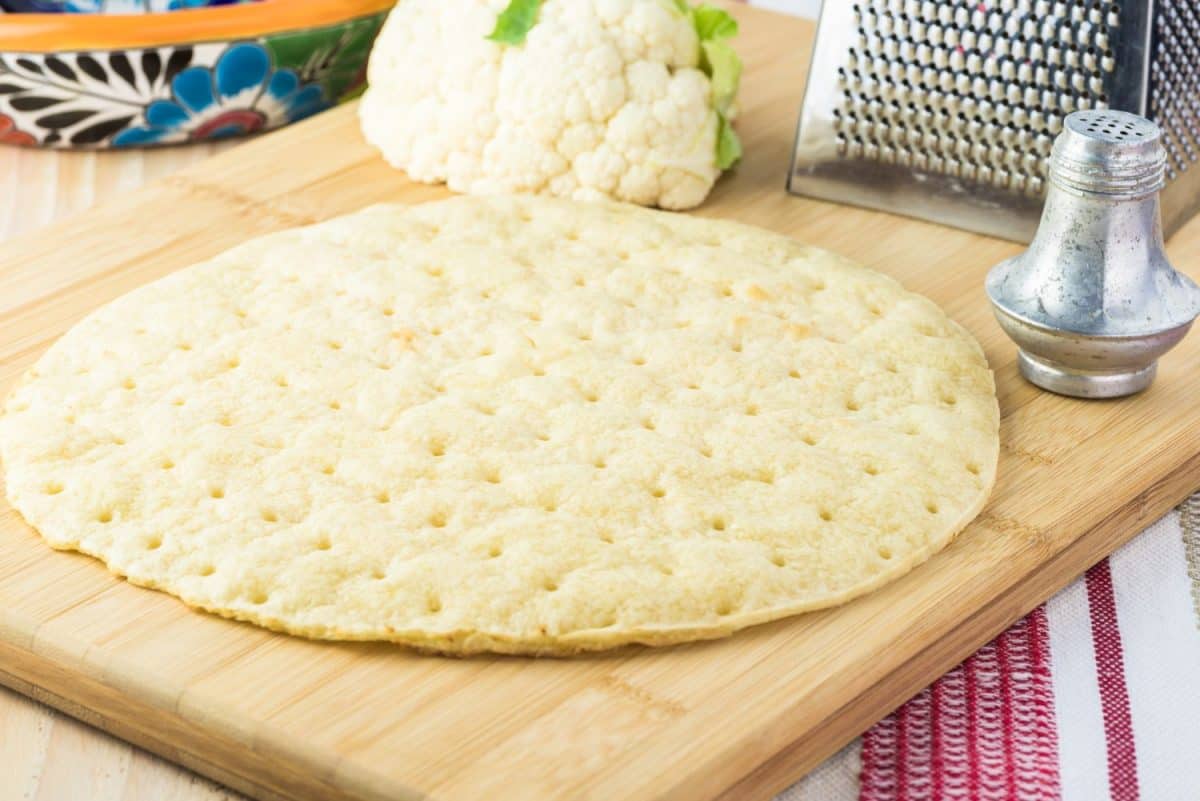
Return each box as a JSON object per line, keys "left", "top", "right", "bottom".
{"left": 788, "top": 1, "right": 1200, "bottom": 241}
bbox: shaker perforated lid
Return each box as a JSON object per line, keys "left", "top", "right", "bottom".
{"left": 1050, "top": 110, "right": 1167, "bottom": 197}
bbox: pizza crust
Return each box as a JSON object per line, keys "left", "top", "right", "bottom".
{"left": 0, "top": 196, "right": 998, "bottom": 655}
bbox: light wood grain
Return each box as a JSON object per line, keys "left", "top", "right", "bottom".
{"left": 0, "top": 689, "right": 242, "bottom": 801}
{"left": 0, "top": 145, "right": 227, "bottom": 241}
{"left": 2, "top": 5, "right": 1200, "bottom": 801}
{"left": 0, "top": 145, "right": 241, "bottom": 801}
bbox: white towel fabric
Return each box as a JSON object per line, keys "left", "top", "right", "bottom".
{"left": 746, "top": 2, "right": 1200, "bottom": 797}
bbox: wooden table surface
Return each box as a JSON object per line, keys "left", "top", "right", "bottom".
{"left": 0, "top": 144, "right": 246, "bottom": 801}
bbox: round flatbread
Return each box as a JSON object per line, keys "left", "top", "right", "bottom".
{"left": 0, "top": 196, "right": 998, "bottom": 655}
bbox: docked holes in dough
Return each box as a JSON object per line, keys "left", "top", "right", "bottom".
{"left": 0, "top": 197, "right": 998, "bottom": 655}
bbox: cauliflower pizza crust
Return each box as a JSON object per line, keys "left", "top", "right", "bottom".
{"left": 0, "top": 196, "right": 999, "bottom": 655}
{"left": 360, "top": 0, "right": 726, "bottom": 209}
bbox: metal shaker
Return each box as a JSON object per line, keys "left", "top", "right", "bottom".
{"left": 986, "top": 110, "right": 1200, "bottom": 399}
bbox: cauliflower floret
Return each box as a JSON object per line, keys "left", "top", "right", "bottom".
{"left": 360, "top": 0, "right": 737, "bottom": 210}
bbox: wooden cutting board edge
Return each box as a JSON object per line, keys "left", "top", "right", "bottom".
{"left": 0, "top": 615, "right": 410, "bottom": 801}
{"left": 1, "top": 441, "right": 1195, "bottom": 801}
{"left": 711, "top": 444, "right": 1200, "bottom": 800}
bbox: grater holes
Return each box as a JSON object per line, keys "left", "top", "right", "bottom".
{"left": 1148, "top": 1, "right": 1200, "bottom": 176}
{"left": 836, "top": 0, "right": 1123, "bottom": 196}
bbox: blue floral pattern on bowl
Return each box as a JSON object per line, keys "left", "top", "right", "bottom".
{"left": 1, "top": 0, "right": 254, "bottom": 13}
{"left": 0, "top": 11, "right": 385, "bottom": 147}
{"left": 114, "top": 42, "right": 325, "bottom": 145}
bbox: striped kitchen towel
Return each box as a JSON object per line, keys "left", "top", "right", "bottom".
{"left": 742, "top": 1, "right": 1200, "bottom": 796}
{"left": 776, "top": 499, "right": 1200, "bottom": 801}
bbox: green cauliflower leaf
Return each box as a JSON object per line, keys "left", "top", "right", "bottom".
{"left": 487, "top": 0, "right": 543, "bottom": 45}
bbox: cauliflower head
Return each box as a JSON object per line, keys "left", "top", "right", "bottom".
{"left": 360, "top": 0, "right": 742, "bottom": 210}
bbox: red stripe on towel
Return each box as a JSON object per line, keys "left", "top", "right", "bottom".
{"left": 860, "top": 606, "right": 1060, "bottom": 800}
{"left": 1086, "top": 560, "right": 1139, "bottom": 801}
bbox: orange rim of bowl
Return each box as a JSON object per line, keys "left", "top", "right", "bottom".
{"left": 0, "top": 0, "right": 396, "bottom": 52}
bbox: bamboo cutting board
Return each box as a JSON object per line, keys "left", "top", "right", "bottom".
{"left": 3, "top": 6, "right": 1200, "bottom": 801}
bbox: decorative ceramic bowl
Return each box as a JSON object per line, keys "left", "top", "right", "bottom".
{"left": 0, "top": 0, "right": 393, "bottom": 148}
{"left": 2, "top": 0, "right": 255, "bottom": 13}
